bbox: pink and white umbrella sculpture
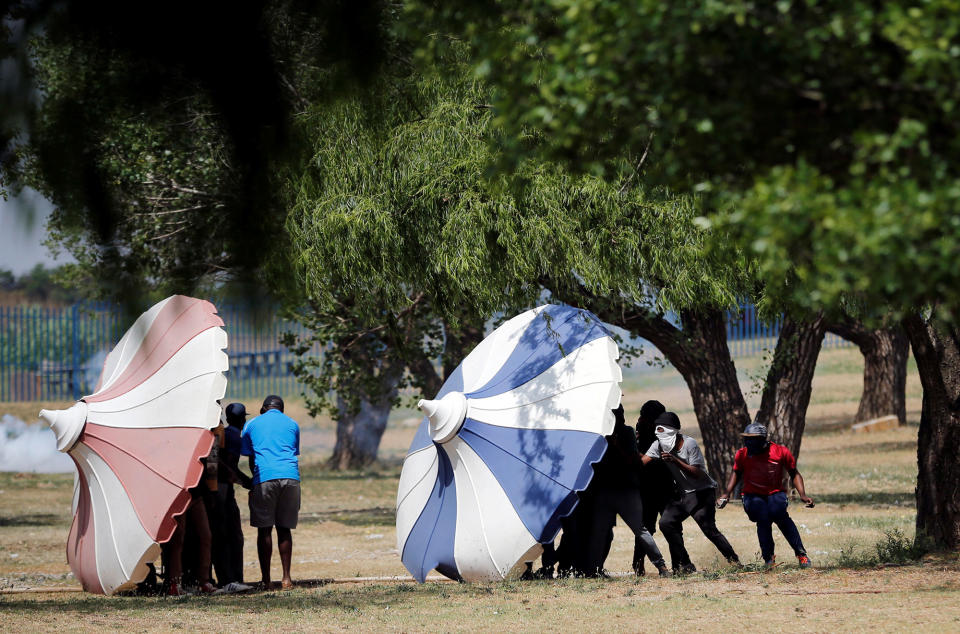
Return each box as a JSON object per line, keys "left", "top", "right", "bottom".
{"left": 39, "top": 296, "right": 228, "bottom": 594}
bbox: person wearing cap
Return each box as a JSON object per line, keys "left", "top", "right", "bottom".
{"left": 717, "top": 423, "right": 814, "bottom": 569}
{"left": 241, "top": 395, "right": 301, "bottom": 589}
{"left": 640, "top": 411, "right": 740, "bottom": 573}
{"left": 632, "top": 400, "right": 674, "bottom": 575}
{"left": 212, "top": 403, "right": 253, "bottom": 592}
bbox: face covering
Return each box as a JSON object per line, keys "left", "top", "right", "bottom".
{"left": 656, "top": 426, "right": 678, "bottom": 453}
{"left": 744, "top": 437, "right": 767, "bottom": 456}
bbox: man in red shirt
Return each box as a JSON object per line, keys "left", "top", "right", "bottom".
{"left": 717, "top": 424, "right": 815, "bottom": 568}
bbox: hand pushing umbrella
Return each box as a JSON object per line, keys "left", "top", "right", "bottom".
{"left": 39, "top": 296, "right": 227, "bottom": 595}
{"left": 396, "top": 304, "right": 621, "bottom": 582}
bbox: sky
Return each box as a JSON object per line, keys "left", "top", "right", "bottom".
{"left": 0, "top": 188, "right": 73, "bottom": 275}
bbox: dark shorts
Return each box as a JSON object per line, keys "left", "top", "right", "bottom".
{"left": 249, "top": 478, "right": 301, "bottom": 529}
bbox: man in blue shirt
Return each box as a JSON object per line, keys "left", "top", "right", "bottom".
{"left": 241, "top": 395, "right": 301, "bottom": 590}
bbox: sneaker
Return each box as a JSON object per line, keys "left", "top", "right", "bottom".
{"left": 214, "top": 582, "right": 254, "bottom": 595}
{"left": 657, "top": 565, "right": 672, "bottom": 578}
{"left": 763, "top": 556, "right": 777, "bottom": 569}
{"left": 197, "top": 582, "right": 218, "bottom": 594}
{"left": 533, "top": 565, "right": 555, "bottom": 580}
{"left": 675, "top": 563, "right": 697, "bottom": 575}
{"left": 797, "top": 554, "right": 812, "bottom": 569}
{"left": 167, "top": 581, "right": 189, "bottom": 596}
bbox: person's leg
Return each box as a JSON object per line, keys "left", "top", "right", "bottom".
{"left": 275, "top": 480, "right": 300, "bottom": 588}
{"left": 633, "top": 492, "right": 660, "bottom": 574}
{"left": 223, "top": 484, "right": 245, "bottom": 584}
{"left": 583, "top": 490, "right": 618, "bottom": 575}
{"left": 690, "top": 489, "right": 739, "bottom": 562}
{"left": 208, "top": 486, "right": 230, "bottom": 585}
{"left": 742, "top": 494, "right": 775, "bottom": 563}
{"left": 658, "top": 495, "right": 693, "bottom": 571}
{"left": 768, "top": 492, "right": 807, "bottom": 557}
{"left": 188, "top": 497, "right": 214, "bottom": 589}
{"left": 257, "top": 527, "right": 273, "bottom": 586}
{"left": 276, "top": 526, "right": 293, "bottom": 587}
{"left": 615, "top": 488, "right": 668, "bottom": 572}
{"left": 162, "top": 514, "right": 186, "bottom": 592}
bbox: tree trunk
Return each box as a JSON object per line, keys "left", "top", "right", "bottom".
{"left": 579, "top": 297, "right": 751, "bottom": 484}
{"left": 827, "top": 320, "right": 909, "bottom": 424}
{"left": 902, "top": 312, "right": 960, "bottom": 550}
{"left": 328, "top": 360, "right": 404, "bottom": 470}
{"left": 754, "top": 314, "right": 826, "bottom": 458}
{"left": 670, "top": 309, "right": 752, "bottom": 485}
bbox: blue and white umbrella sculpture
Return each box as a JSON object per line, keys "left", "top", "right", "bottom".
{"left": 396, "top": 304, "right": 622, "bottom": 582}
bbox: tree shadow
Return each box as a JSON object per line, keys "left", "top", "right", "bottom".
{"left": 0, "top": 513, "right": 65, "bottom": 527}
{"left": 298, "top": 506, "right": 395, "bottom": 527}
{"left": 815, "top": 491, "right": 915, "bottom": 506}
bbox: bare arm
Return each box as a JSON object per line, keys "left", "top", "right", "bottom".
{"left": 789, "top": 468, "right": 814, "bottom": 507}
{"left": 661, "top": 452, "right": 706, "bottom": 479}
{"left": 717, "top": 470, "right": 742, "bottom": 508}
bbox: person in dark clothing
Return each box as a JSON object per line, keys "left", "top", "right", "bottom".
{"left": 585, "top": 404, "right": 670, "bottom": 577}
{"left": 214, "top": 402, "right": 252, "bottom": 590}
{"left": 641, "top": 412, "right": 740, "bottom": 573}
{"left": 632, "top": 400, "right": 675, "bottom": 575}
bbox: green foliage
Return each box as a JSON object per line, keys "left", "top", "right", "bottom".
{"left": 837, "top": 529, "right": 929, "bottom": 568}
{"left": 287, "top": 43, "right": 751, "bottom": 322}
{"left": 412, "top": 1, "right": 960, "bottom": 320}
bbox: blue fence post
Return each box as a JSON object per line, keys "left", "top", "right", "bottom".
{"left": 71, "top": 303, "right": 80, "bottom": 400}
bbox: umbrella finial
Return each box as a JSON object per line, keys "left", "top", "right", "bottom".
{"left": 39, "top": 401, "right": 88, "bottom": 452}
{"left": 418, "top": 391, "right": 468, "bottom": 443}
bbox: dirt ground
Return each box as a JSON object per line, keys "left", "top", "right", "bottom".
{"left": 2, "top": 347, "right": 959, "bottom": 631}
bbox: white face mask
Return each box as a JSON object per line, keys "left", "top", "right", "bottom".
{"left": 656, "top": 426, "right": 678, "bottom": 453}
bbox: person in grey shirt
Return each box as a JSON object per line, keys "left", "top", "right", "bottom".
{"left": 641, "top": 412, "right": 740, "bottom": 573}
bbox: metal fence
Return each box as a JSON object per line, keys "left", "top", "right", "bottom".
{"left": 0, "top": 302, "right": 317, "bottom": 402}
{"left": 725, "top": 303, "right": 850, "bottom": 357}
{"left": 0, "top": 301, "right": 852, "bottom": 403}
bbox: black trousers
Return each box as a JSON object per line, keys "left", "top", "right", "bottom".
{"left": 211, "top": 482, "right": 245, "bottom": 585}
{"left": 585, "top": 487, "right": 665, "bottom": 574}
{"left": 659, "top": 488, "right": 738, "bottom": 568}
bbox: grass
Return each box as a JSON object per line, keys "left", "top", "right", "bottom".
{"left": 2, "top": 346, "right": 959, "bottom": 631}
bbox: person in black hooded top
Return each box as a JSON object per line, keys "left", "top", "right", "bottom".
{"left": 632, "top": 400, "right": 675, "bottom": 575}
{"left": 583, "top": 404, "right": 670, "bottom": 577}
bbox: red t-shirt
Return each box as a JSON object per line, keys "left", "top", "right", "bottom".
{"left": 732, "top": 442, "right": 797, "bottom": 495}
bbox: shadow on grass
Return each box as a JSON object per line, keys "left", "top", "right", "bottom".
{"left": 298, "top": 507, "right": 395, "bottom": 527}
{"left": 0, "top": 513, "right": 65, "bottom": 527}
{"left": 0, "top": 582, "right": 461, "bottom": 615}
{"left": 816, "top": 491, "right": 915, "bottom": 506}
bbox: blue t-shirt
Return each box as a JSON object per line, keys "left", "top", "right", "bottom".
{"left": 240, "top": 409, "right": 300, "bottom": 485}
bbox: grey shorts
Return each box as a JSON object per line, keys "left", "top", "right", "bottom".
{"left": 249, "top": 478, "right": 301, "bottom": 529}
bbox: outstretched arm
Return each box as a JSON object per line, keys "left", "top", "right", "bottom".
{"left": 717, "top": 470, "right": 742, "bottom": 508}
{"left": 789, "top": 468, "right": 814, "bottom": 507}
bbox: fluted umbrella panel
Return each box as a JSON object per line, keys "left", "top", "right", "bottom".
{"left": 397, "top": 304, "right": 621, "bottom": 583}
{"left": 39, "top": 296, "right": 228, "bottom": 595}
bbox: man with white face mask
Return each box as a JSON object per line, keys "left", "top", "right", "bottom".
{"left": 641, "top": 412, "right": 740, "bottom": 573}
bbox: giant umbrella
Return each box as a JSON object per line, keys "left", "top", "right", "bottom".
{"left": 39, "top": 295, "right": 227, "bottom": 594}
{"left": 396, "top": 304, "right": 621, "bottom": 582}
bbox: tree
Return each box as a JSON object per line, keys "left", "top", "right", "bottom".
{"left": 1, "top": 0, "right": 396, "bottom": 302}
{"left": 284, "top": 40, "right": 837, "bottom": 484}
{"left": 828, "top": 319, "right": 910, "bottom": 425}
{"left": 418, "top": 0, "right": 960, "bottom": 548}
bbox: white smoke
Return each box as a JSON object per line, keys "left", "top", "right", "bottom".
{"left": 0, "top": 414, "right": 76, "bottom": 473}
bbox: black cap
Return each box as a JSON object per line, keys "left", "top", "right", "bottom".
{"left": 639, "top": 400, "right": 666, "bottom": 423}
{"left": 262, "top": 395, "right": 284, "bottom": 413}
{"left": 224, "top": 402, "right": 247, "bottom": 425}
{"left": 654, "top": 411, "right": 681, "bottom": 430}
